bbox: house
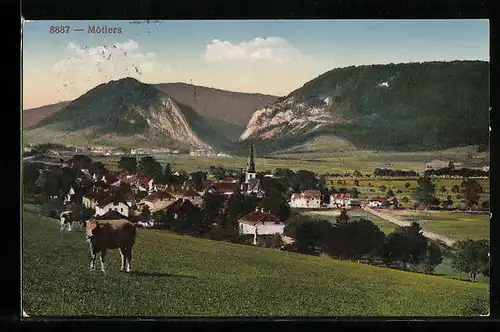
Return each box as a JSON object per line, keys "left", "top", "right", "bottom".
{"left": 329, "top": 193, "right": 351, "bottom": 209}
{"left": 181, "top": 187, "right": 203, "bottom": 207}
{"left": 136, "top": 174, "right": 154, "bottom": 193}
{"left": 162, "top": 198, "right": 199, "bottom": 220}
{"left": 367, "top": 196, "right": 387, "bottom": 208}
{"left": 94, "top": 194, "right": 131, "bottom": 217}
{"left": 290, "top": 191, "right": 322, "bottom": 208}
{"left": 139, "top": 190, "right": 177, "bottom": 212}
{"left": 210, "top": 181, "right": 241, "bottom": 196}
{"left": 95, "top": 210, "right": 128, "bottom": 220}
{"left": 238, "top": 209, "right": 285, "bottom": 245}
{"left": 350, "top": 199, "right": 362, "bottom": 209}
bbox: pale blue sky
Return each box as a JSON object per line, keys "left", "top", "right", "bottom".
{"left": 22, "top": 19, "right": 489, "bottom": 109}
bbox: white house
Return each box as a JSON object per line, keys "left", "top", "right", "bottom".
{"left": 95, "top": 196, "right": 130, "bottom": 217}
{"left": 329, "top": 193, "right": 351, "bottom": 209}
{"left": 290, "top": 190, "right": 322, "bottom": 208}
{"left": 238, "top": 209, "right": 285, "bottom": 245}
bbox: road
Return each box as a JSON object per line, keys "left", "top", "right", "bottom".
{"left": 362, "top": 206, "right": 457, "bottom": 247}
{"left": 23, "top": 156, "right": 64, "bottom": 166}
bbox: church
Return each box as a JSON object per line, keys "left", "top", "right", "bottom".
{"left": 241, "top": 143, "right": 264, "bottom": 197}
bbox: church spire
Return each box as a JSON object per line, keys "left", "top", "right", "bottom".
{"left": 247, "top": 142, "right": 255, "bottom": 173}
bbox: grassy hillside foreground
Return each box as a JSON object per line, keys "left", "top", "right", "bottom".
{"left": 22, "top": 204, "right": 488, "bottom": 316}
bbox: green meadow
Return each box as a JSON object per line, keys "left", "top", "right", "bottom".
{"left": 23, "top": 204, "right": 488, "bottom": 316}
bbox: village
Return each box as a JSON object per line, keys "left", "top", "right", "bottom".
{"left": 38, "top": 144, "right": 385, "bottom": 245}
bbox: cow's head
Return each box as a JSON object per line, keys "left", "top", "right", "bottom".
{"left": 85, "top": 220, "right": 106, "bottom": 240}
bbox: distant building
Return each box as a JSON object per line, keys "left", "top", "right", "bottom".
{"left": 329, "top": 193, "right": 351, "bottom": 209}
{"left": 138, "top": 190, "right": 177, "bottom": 212}
{"left": 290, "top": 190, "right": 322, "bottom": 208}
{"left": 238, "top": 209, "right": 285, "bottom": 245}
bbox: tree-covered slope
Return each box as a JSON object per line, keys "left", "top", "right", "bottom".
{"left": 241, "top": 61, "right": 489, "bottom": 152}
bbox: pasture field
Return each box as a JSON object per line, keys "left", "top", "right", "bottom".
{"left": 305, "top": 210, "right": 398, "bottom": 235}
{"left": 384, "top": 210, "right": 490, "bottom": 241}
{"left": 22, "top": 204, "right": 488, "bottom": 316}
{"left": 89, "top": 150, "right": 488, "bottom": 177}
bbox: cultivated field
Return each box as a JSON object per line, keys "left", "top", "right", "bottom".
{"left": 383, "top": 210, "right": 490, "bottom": 241}
{"left": 23, "top": 204, "right": 488, "bottom": 316}
{"left": 330, "top": 178, "right": 490, "bottom": 209}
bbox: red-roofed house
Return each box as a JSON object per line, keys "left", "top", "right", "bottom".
{"left": 238, "top": 209, "right": 285, "bottom": 245}
{"left": 289, "top": 191, "right": 322, "bottom": 208}
{"left": 136, "top": 174, "right": 154, "bottom": 193}
{"left": 329, "top": 193, "right": 351, "bottom": 209}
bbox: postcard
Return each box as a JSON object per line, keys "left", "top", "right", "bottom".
{"left": 21, "top": 19, "right": 490, "bottom": 317}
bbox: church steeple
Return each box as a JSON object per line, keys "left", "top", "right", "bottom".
{"left": 247, "top": 142, "right": 255, "bottom": 173}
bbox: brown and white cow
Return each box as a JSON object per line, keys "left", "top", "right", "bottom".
{"left": 85, "top": 219, "right": 136, "bottom": 273}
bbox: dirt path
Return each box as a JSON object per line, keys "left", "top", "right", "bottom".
{"left": 362, "top": 206, "right": 457, "bottom": 247}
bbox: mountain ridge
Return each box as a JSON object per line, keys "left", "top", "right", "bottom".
{"left": 240, "top": 60, "right": 489, "bottom": 153}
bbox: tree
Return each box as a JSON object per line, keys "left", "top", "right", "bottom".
{"left": 451, "top": 184, "right": 460, "bottom": 193}
{"left": 401, "top": 196, "right": 409, "bottom": 204}
{"left": 452, "top": 239, "right": 489, "bottom": 283}
{"left": 381, "top": 222, "right": 428, "bottom": 269}
{"left": 332, "top": 218, "right": 385, "bottom": 260}
{"left": 138, "top": 156, "right": 163, "bottom": 179}
{"left": 91, "top": 161, "right": 106, "bottom": 174}
{"left": 202, "top": 192, "right": 225, "bottom": 226}
{"left": 379, "top": 185, "right": 387, "bottom": 192}
{"left": 336, "top": 208, "right": 350, "bottom": 224}
{"left": 353, "top": 170, "right": 362, "bottom": 178}
{"left": 413, "top": 177, "right": 437, "bottom": 208}
{"left": 442, "top": 195, "right": 454, "bottom": 209}
{"left": 480, "top": 200, "right": 489, "bottom": 210}
{"left": 163, "top": 163, "right": 173, "bottom": 184}
{"left": 439, "top": 185, "right": 447, "bottom": 193}
{"left": 387, "top": 189, "right": 395, "bottom": 197}
{"left": 405, "top": 182, "right": 411, "bottom": 189}
{"left": 292, "top": 170, "right": 318, "bottom": 192}
{"left": 141, "top": 205, "right": 151, "bottom": 218}
{"left": 460, "top": 179, "right": 484, "bottom": 209}
{"left": 353, "top": 179, "right": 360, "bottom": 186}
{"left": 189, "top": 171, "right": 206, "bottom": 191}
{"left": 349, "top": 188, "right": 360, "bottom": 199}
{"left": 422, "top": 242, "right": 443, "bottom": 274}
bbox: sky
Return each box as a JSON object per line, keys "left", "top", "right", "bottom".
{"left": 22, "top": 19, "right": 489, "bottom": 109}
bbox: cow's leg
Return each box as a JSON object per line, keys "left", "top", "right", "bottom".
{"left": 89, "top": 248, "right": 97, "bottom": 271}
{"left": 67, "top": 221, "right": 72, "bottom": 232}
{"left": 100, "top": 249, "right": 107, "bottom": 272}
{"left": 119, "top": 247, "right": 125, "bottom": 272}
{"left": 125, "top": 247, "right": 132, "bottom": 273}
{"left": 60, "top": 217, "right": 65, "bottom": 231}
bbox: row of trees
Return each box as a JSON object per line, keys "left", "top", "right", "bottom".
{"left": 423, "top": 167, "right": 488, "bottom": 178}
{"left": 373, "top": 168, "right": 419, "bottom": 178}
{"left": 285, "top": 210, "right": 490, "bottom": 281}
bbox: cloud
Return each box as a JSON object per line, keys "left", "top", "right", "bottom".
{"left": 53, "top": 39, "right": 170, "bottom": 85}
{"left": 204, "top": 36, "right": 305, "bottom": 63}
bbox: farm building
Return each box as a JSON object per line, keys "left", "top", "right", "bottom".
{"left": 138, "top": 190, "right": 177, "bottom": 212}
{"left": 329, "top": 193, "right": 351, "bottom": 209}
{"left": 238, "top": 209, "right": 285, "bottom": 245}
{"left": 367, "top": 196, "right": 387, "bottom": 208}
{"left": 290, "top": 190, "right": 322, "bottom": 208}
